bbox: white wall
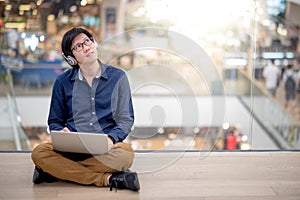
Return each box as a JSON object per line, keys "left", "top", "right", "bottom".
{"left": 16, "top": 96, "right": 51, "bottom": 127}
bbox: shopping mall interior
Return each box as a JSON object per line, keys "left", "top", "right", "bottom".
{"left": 0, "top": 0, "right": 299, "bottom": 151}
{"left": 0, "top": 0, "right": 300, "bottom": 199}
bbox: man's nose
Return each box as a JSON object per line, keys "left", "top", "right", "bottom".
{"left": 82, "top": 44, "right": 90, "bottom": 52}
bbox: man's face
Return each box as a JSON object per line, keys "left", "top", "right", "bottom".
{"left": 71, "top": 33, "right": 98, "bottom": 65}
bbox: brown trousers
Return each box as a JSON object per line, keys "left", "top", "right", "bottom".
{"left": 31, "top": 142, "right": 134, "bottom": 187}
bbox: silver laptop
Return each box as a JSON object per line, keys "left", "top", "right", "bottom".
{"left": 50, "top": 131, "right": 109, "bottom": 155}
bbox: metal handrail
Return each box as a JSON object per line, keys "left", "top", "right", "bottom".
{"left": 7, "top": 93, "right": 22, "bottom": 150}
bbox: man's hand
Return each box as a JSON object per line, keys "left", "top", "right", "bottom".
{"left": 43, "top": 135, "right": 52, "bottom": 143}
{"left": 41, "top": 127, "right": 70, "bottom": 144}
{"left": 61, "top": 127, "right": 70, "bottom": 132}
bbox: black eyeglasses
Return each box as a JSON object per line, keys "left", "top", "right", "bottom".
{"left": 71, "top": 38, "right": 93, "bottom": 52}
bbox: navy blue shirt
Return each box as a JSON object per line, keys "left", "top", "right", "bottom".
{"left": 48, "top": 62, "right": 134, "bottom": 143}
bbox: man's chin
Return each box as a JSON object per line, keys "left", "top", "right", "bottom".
{"left": 82, "top": 57, "right": 98, "bottom": 64}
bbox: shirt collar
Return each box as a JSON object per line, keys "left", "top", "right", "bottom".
{"left": 78, "top": 68, "right": 84, "bottom": 81}
{"left": 71, "top": 59, "right": 108, "bottom": 81}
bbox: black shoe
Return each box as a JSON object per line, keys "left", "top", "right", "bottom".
{"left": 32, "top": 167, "right": 58, "bottom": 184}
{"left": 109, "top": 170, "right": 140, "bottom": 191}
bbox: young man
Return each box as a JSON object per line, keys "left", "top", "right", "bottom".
{"left": 262, "top": 59, "right": 281, "bottom": 97}
{"left": 31, "top": 27, "right": 140, "bottom": 191}
{"left": 283, "top": 64, "right": 297, "bottom": 110}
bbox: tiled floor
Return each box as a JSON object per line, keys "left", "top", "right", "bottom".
{"left": 1, "top": 151, "right": 300, "bottom": 200}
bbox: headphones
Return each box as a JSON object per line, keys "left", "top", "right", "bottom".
{"left": 62, "top": 40, "right": 98, "bottom": 66}
{"left": 94, "top": 40, "right": 98, "bottom": 48}
{"left": 62, "top": 53, "right": 78, "bottom": 66}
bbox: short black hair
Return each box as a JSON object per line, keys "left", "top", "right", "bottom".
{"left": 61, "top": 27, "right": 94, "bottom": 67}
{"left": 287, "top": 64, "right": 293, "bottom": 69}
{"left": 270, "top": 59, "right": 275, "bottom": 64}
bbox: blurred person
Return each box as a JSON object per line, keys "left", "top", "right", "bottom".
{"left": 283, "top": 64, "right": 297, "bottom": 110}
{"left": 31, "top": 27, "right": 140, "bottom": 191}
{"left": 233, "top": 130, "right": 242, "bottom": 149}
{"left": 226, "top": 132, "right": 237, "bottom": 150}
{"left": 223, "top": 129, "right": 236, "bottom": 150}
{"left": 262, "top": 59, "right": 281, "bottom": 97}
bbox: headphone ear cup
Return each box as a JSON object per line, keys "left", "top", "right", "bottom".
{"left": 94, "top": 41, "right": 98, "bottom": 48}
{"left": 62, "top": 53, "right": 77, "bottom": 66}
{"left": 66, "top": 55, "right": 78, "bottom": 66}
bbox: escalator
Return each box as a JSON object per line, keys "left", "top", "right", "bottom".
{"left": 235, "top": 69, "right": 300, "bottom": 149}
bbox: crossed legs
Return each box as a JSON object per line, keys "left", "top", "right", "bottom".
{"left": 31, "top": 142, "right": 134, "bottom": 187}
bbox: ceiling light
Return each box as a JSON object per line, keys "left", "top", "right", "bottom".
{"left": 37, "top": 0, "right": 43, "bottom": 6}
{"left": 222, "top": 122, "right": 230, "bottom": 130}
{"left": 21, "top": 32, "right": 26, "bottom": 38}
{"left": 40, "top": 35, "right": 45, "bottom": 42}
{"left": 5, "top": 4, "right": 12, "bottom": 11}
{"left": 80, "top": 0, "right": 87, "bottom": 6}
{"left": 47, "top": 14, "right": 55, "bottom": 21}
{"left": 157, "top": 128, "right": 164, "bottom": 134}
{"left": 69, "top": 5, "right": 77, "bottom": 12}
{"left": 5, "top": 23, "right": 26, "bottom": 29}
{"left": 19, "top": 4, "right": 31, "bottom": 11}
{"left": 32, "top": 9, "right": 38, "bottom": 15}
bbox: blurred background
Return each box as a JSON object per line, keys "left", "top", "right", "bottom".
{"left": 0, "top": 0, "right": 300, "bottom": 151}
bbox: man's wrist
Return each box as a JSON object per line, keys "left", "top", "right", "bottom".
{"left": 108, "top": 136, "right": 115, "bottom": 144}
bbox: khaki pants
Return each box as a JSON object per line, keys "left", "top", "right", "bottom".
{"left": 31, "top": 142, "right": 134, "bottom": 187}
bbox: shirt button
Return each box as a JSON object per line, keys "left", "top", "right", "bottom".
{"left": 92, "top": 112, "right": 95, "bottom": 115}
{"left": 91, "top": 97, "right": 95, "bottom": 101}
{"left": 90, "top": 123, "right": 93, "bottom": 126}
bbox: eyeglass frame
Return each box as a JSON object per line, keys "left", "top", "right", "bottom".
{"left": 71, "top": 37, "right": 93, "bottom": 52}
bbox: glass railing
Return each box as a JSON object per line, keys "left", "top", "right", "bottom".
{"left": 0, "top": 68, "right": 30, "bottom": 150}
{"left": 236, "top": 69, "right": 299, "bottom": 149}
{"left": 227, "top": 70, "right": 300, "bottom": 149}
{"left": 2, "top": 50, "right": 300, "bottom": 151}
{"left": 240, "top": 95, "right": 298, "bottom": 149}
{"left": 2, "top": 64, "right": 300, "bottom": 151}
